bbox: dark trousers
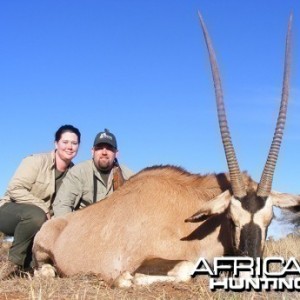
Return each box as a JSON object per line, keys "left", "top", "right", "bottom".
{"left": 0, "top": 202, "right": 47, "bottom": 268}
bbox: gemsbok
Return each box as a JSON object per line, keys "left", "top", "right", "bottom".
{"left": 33, "top": 12, "right": 299, "bottom": 287}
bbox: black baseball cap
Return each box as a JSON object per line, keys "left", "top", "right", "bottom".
{"left": 93, "top": 129, "right": 117, "bottom": 149}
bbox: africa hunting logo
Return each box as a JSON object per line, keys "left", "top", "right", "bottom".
{"left": 191, "top": 256, "right": 300, "bottom": 291}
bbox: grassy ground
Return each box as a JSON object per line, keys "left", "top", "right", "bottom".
{"left": 1, "top": 233, "right": 300, "bottom": 299}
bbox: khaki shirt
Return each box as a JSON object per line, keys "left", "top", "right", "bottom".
{"left": 53, "top": 160, "right": 134, "bottom": 217}
{"left": 0, "top": 151, "right": 73, "bottom": 213}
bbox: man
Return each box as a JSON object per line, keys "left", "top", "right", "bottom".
{"left": 53, "top": 129, "right": 134, "bottom": 217}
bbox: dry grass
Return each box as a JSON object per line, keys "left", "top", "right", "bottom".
{"left": 1, "top": 232, "right": 300, "bottom": 299}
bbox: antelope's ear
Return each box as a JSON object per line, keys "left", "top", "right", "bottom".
{"left": 185, "top": 190, "right": 232, "bottom": 222}
{"left": 270, "top": 191, "right": 300, "bottom": 208}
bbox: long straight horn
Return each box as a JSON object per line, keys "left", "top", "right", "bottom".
{"left": 257, "top": 13, "right": 293, "bottom": 197}
{"left": 198, "top": 11, "right": 246, "bottom": 199}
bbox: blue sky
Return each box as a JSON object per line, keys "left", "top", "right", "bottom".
{"left": 0, "top": 1, "right": 299, "bottom": 238}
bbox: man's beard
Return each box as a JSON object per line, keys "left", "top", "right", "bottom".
{"left": 97, "top": 159, "right": 113, "bottom": 172}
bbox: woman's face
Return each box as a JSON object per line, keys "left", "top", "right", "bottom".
{"left": 55, "top": 131, "right": 80, "bottom": 162}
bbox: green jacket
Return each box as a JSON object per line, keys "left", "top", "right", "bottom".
{"left": 53, "top": 159, "right": 134, "bottom": 217}
{"left": 0, "top": 151, "right": 73, "bottom": 213}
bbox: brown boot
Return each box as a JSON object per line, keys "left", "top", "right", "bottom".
{"left": 0, "top": 261, "right": 20, "bottom": 280}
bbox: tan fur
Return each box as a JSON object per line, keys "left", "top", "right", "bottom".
{"left": 33, "top": 166, "right": 256, "bottom": 282}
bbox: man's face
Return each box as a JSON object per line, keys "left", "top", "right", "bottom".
{"left": 92, "top": 143, "right": 117, "bottom": 172}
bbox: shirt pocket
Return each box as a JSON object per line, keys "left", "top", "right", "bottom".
{"left": 31, "top": 180, "right": 52, "bottom": 200}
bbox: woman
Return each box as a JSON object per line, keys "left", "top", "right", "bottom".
{"left": 0, "top": 124, "right": 81, "bottom": 279}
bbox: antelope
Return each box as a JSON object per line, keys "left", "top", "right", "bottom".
{"left": 33, "top": 12, "right": 299, "bottom": 287}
